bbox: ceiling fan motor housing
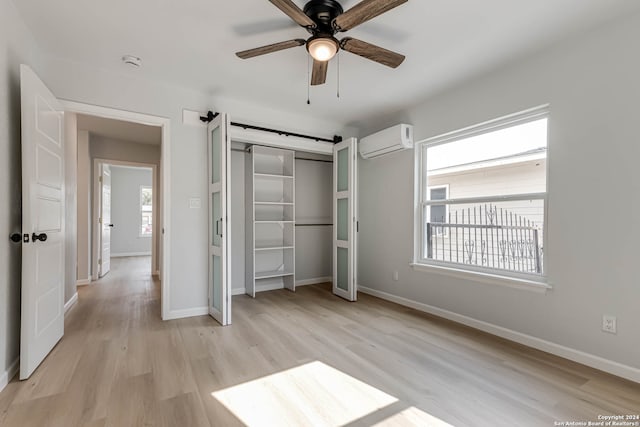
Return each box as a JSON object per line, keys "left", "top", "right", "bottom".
{"left": 303, "top": 0, "right": 344, "bottom": 34}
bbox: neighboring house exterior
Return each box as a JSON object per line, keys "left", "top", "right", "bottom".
{"left": 425, "top": 148, "right": 546, "bottom": 274}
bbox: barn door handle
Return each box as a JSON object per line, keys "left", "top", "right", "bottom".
{"left": 216, "top": 218, "right": 223, "bottom": 237}
{"left": 32, "top": 232, "right": 47, "bottom": 242}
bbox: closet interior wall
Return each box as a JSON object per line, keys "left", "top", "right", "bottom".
{"left": 230, "top": 143, "right": 333, "bottom": 295}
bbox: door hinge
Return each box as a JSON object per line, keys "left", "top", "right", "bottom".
{"left": 99, "top": 176, "right": 103, "bottom": 183}
{"left": 99, "top": 217, "right": 102, "bottom": 224}
{"left": 98, "top": 259, "right": 102, "bottom": 265}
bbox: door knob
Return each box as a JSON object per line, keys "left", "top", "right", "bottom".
{"left": 32, "top": 232, "right": 47, "bottom": 242}
{"left": 108, "top": 224, "right": 114, "bottom": 228}
{"left": 10, "top": 233, "right": 21, "bottom": 243}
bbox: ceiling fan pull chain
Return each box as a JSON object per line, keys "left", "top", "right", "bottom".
{"left": 337, "top": 50, "right": 340, "bottom": 99}
{"left": 307, "top": 54, "right": 311, "bottom": 105}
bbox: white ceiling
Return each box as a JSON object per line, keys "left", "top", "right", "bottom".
{"left": 14, "top": 0, "right": 640, "bottom": 128}
{"left": 77, "top": 114, "right": 161, "bottom": 145}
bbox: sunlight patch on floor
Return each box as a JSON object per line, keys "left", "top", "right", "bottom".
{"left": 210, "top": 361, "right": 454, "bottom": 426}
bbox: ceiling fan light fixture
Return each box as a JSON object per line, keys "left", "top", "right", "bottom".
{"left": 307, "top": 36, "right": 339, "bottom": 61}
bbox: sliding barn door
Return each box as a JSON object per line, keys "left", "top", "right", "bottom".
{"left": 20, "top": 64, "right": 66, "bottom": 379}
{"left": 333, "top": 138, "right": 358, "bottom": 301}
{"left": 207, "top": 113, "right": 231, "bottom": 325}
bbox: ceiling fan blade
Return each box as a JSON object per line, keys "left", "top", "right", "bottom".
{"left": 333, "top": 0, "right": 407, "bottom": 32}
{"left": 340, "top": 37, "right": 405, "bottom": 68}
{"left": 311, "top": 60, "right": 328, "bottom": 86}
{"left": 269, "top": 0, "right": 317, "bottom": 28}
{"left": 236, "top": 39, "right": 306, "bottom": 59}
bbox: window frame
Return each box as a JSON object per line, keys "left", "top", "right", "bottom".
{"left": 139, "top": 185, "right": 153, "bottom": 238}
{"left": 412, "top": 105, "right": 550, "bottom": 289}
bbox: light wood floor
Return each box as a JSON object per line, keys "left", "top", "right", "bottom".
{"left": 0, "top": 257, "right": 638, "bottom": 426}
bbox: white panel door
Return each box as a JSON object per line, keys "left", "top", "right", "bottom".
{"left": 99, "top": 164, "right": 112, "bottom": 277}
{"left": 333, "top": 138, "right": 358, "bottom": 301}
{"left": 207, "top": 114, "right": 231, "bottom": 325}
{"left": 20, "top": 64, "right": 66, "bottom": 379}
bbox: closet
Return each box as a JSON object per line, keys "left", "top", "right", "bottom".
{"left": 206, "top": 112, "right": 357, "bottom": 326}
{"left": 237, "top": 144, "right": 334, "bottom": 298}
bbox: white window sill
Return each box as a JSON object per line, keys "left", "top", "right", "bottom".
{"left": 410, "top": 262, "right": 551, "bottom": 294}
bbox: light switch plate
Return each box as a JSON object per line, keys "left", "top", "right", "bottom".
{"left": 189, "top": 198, "right": 201, "bottom": 209}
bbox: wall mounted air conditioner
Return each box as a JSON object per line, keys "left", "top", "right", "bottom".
{"left": 358, "top": 124, "right": 414, "bottom": 159}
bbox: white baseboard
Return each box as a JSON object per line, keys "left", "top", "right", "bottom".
{"left": 0, "top": 358, "right": 19, "bottom": 393}
{"left": 232, "top": 288, "right": 246, "bottom": 296}
{"left": 296, "top": 276, "right": 332, "bottom": 286}
{"left": 64, "top": 292, "right": 78, "bottom": 314}
{"left": 358, "top": 285, "right": 640, "bottom": 384}
{"left": 76, "top": 278, "right": 91, "bottom": 286}
{"left": 163, "top": 307, "right": 208, "bottom": 320}
{"left": 111, "top": 252, "right": 151, "bottom": 258}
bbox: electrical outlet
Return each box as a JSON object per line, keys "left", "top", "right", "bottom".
{"left": 602, "top": 315, "right": 617, "bottom": 334}
{"left": 393, "top": 271, "right": 399, "bottom": 281}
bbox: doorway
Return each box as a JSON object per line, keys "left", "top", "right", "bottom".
{"left": 63, "top": 100, "right": 171, "bottom": 319}
{"left": 93, "top": 161, "right": 157, "bottom": 279}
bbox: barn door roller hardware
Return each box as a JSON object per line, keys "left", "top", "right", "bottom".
{"left": 199, "top": 110, "right": 342, "bottom": 144}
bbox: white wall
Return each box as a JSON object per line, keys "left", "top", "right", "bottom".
{"left": 76, "top": 130, "right": 91, "bottom": 283}
{"left": 110, "top": 166, "right": 153, "bottom": 256}
{"left": 357, "top": 12, "right": 640, "bottom": 374}
{"left": 0, "top": 0, "right": 40, "bottom": 387}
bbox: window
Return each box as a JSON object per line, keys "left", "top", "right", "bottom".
{"left": 427, "top": 185, "right": 448, "bottom": 236}
{"left": 415, "top": 106, "right": 548, "bottom": 281}
{"left": 140, "top": 186, "right": 152, "bottom": 237}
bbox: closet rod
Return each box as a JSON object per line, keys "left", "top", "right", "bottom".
{"left": 200, "top": 111, "right": 342, "bottom": 144}
{"left": 231, "top": 146, "right": 333, "bottom": 163}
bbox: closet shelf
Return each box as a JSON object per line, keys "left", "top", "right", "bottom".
{"left": 254, "top": 202, "right": 294, "bottom": 206}
{"left": 255, "top": 270, "right": 295, "bottom": 279}
{"left": 255, "top": 246, "right": 294, "bottom": 252}
{"left": 254, "top": 173, "right": 294, "bottom": 179}
{"left": 255, "top": 220, "right": 294, "bottom": 224}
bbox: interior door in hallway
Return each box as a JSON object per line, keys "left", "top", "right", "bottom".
{"left": 100, "top": 164, "right": 112, "bottom": 276}
{"left": 19, "top": 64, "right": 66, "bottom": 379}
{"left": 207, "top": 113, "right": 231, "bottom": 325}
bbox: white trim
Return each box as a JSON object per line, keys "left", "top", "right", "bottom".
{"left": 164, "top": 307, "right": 208, "bottom": 320}
{"left": 62, "top": 99, "right": 171, "bottom": 321}
{"left": 111, "top": 252, "right": 152, "bottom": 258}
{"left": 232, "top": 288, "right": 246, "bottom": 296}
{"left": 76, "top": 278, "right": 91, "bottom": 286}
{"left": 417, "top": 104, "right": 550, "bottom": 147}
{"left": 410, "top": 263, "right": 550, "bottom": 293}
{"left": 64, "top": 293, "right": 78, "bottom": 314}
{"left": 0, "top": 358, "right": 19, "bottom": 393}
{"left": 358, "top": 285, "right": 640, "bottom": 383}
{"left": 296, "top": 277, "right": 332, "bottom": 286}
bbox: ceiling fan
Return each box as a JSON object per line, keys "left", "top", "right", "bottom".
{"left": 235, "top": 0, "right": 408, "bottom": 86}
